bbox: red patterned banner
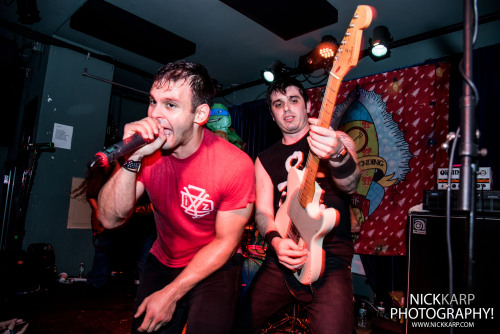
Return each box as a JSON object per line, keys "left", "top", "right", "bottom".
{"left": 307, "top": 62, "right": 450, "bottom": 255}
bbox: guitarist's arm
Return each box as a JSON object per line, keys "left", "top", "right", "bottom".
{"left": 307, "top": 119, "right": 361, "bottom": 194}
{"left": 254, "top": 157, "right": 308, "bottom": 270}
{"left": 329, "top": 131, "right": 360, "bottom": 193}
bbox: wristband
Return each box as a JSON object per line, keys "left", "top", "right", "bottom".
{"left": 122, "top": 159, "right": 141, "bottom": 173}
{"left": 331, "top": 144, "right": 348, "bottom": 162}
{"left": 330, "top": 153, "right": 357, "bottom": 179}
{"left": 264, "top": 231, "right": 282, "bottom": 248}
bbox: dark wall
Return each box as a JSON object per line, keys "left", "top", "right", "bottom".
{"left": 449, "top": 43, "right": 500, "bottom": 189}
{"left": 0, "top": 36, "right": 23, "bottom": 147}
{"left": 20, "top": 46, "right": 113, "bottom": 275}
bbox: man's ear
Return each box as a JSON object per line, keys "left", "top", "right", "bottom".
{"left": 194, "top": 104, "right": 211, "bottom": 125}
{"left": 306, "top": 100, "right": 312, "bottom": 115}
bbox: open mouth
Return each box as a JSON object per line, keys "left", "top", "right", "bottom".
{"left": 208, "top": 117, "right": 222, "bottom": 123}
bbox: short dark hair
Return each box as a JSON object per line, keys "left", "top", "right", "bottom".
{"left": 153, "top": 60, "right": 214, "bottom": 110}
{"left": 265, "top": 77, "right": 309, "bottom": 110}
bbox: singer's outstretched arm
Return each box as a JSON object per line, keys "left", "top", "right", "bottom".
{"left": 97, "top": 165, "right": 146, "bottom": 229}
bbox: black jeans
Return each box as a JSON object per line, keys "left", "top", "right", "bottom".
{"left": 132, "top": 253, "right": 242, "bottom": 334}
{"left": 236, "top": 256, "right": 354, "bottom": 334}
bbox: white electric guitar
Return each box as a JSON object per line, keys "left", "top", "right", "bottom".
{"left": 275, "top": 5, "right": 373, "bottom": 285}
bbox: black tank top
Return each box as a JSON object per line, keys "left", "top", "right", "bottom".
{"left": 258, "top": 134, "right": 353, "bottom": 265}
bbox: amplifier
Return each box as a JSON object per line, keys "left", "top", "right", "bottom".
{"left": 436, "top": 167, "right": 492, "bottom": 190}
{"left": 423, "top": 190, "right": 500, "bottom": 213}
{"left": 406, "top": 212, "right": 500, "bottom": 333}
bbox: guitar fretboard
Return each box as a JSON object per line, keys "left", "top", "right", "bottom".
{"left": 298, "top": 78, "right": 342, "bottom": 208}
{"left": 296, "top": 6, "right": 371, "bottom": 209}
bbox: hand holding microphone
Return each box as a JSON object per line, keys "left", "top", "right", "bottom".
{"left": 92, "top": 133, "right": 149, "bottom": 167}
{"left": 90, "top": 118, "right": 166, "bottom": 168}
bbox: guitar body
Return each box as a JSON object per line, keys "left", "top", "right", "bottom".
{"left": 275, "top": 165, "right": 339, "bottom": 285}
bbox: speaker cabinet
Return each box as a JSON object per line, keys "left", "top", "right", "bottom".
{"left": 406, "top": 211, "right": 500, "bottom": 333}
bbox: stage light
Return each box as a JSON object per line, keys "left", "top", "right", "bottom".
{"left": 392, "top": 77, "right": 399, "bottom": 92}
{"left": 262, "top": 69, "right": 275, "bottom": 83}
{"left": 436, "top": 64, "right": 443, "bottom": 77}
{"left": 298, "top": 35, "right": 338, "bottom": 74}
{"left": 317, "top": 35, "right": 337, "bottom": 59}
{"left": 261, "top": 60, "right": 286, "bottom": 83}
{"left": 369, "top": 26, "right": 392, "bottom": 61}
{"left": 212, "top": 79, "right": 223, "bottom": 95}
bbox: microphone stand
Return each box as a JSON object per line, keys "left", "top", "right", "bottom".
{"left": 1, "top": 143, "right": 55, "bottom": 250}
{"left": 457, "top": 0, "right": 478, "bottom": 297}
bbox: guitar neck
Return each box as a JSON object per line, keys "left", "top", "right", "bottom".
{"left": 296, "top": 5, "right": 373, "bottom": 209}
{"left": 298, "top": 75, "right": 343, "bottom": 208}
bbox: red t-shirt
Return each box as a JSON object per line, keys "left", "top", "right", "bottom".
{"left": 139, "top": 129, "right": 255, "bottom": 267}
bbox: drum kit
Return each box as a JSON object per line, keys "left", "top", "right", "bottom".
{"left": 259, "top": 304, "right": 311, "bottom": 334}
{"left": 241, "top": 222, "right": 311, "bottom": 334}
{"left": 240, "top": 223, "right": 267, "bottom": 295}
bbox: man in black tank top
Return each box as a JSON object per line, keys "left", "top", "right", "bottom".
{"left": 236, "top": 78, "right": 360, "bottom": 334}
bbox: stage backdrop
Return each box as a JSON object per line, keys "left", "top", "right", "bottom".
{"left": 307, "top": 62, "right": 450, "bottom": 255}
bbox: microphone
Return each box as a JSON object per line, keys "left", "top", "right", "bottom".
{"left": 91, "top": 133, "right": 148, "bottom": 168}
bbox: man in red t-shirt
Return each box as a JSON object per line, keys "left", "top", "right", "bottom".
{"left": 98, "top": 61, "right": 255, "bottom": 334}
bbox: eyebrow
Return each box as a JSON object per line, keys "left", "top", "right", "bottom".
{"left": 149, "top": 94, "right": 180, "bottom": 105}
{"left": 159, "top": 97, "right": 177, "bottom": 103}
{"left": 272, "top": 94, "right": 300, "bottom": 104}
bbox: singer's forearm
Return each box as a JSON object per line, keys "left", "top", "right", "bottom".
{"left": 98, "top": 167, "right": 144, "bottom": 229}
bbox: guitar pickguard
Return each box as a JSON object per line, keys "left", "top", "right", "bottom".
{"left": 275, "top": 166, "right": 339, "bottom": 284}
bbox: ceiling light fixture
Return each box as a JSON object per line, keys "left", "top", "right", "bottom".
{"left": 369, "top": 26, "right": 392, "bottom": 61}
{"left": 298, "top": 35, "right": 338, "bottom": 74}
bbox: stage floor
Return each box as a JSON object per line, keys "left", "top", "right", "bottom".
{"left": 2, "top": 276, "right": 136, "bottom": 334}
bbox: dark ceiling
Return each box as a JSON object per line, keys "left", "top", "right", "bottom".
{"left": 1, "top": 0, "right": 500, "bottom": 96}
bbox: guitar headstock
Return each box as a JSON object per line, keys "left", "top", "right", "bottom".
{"left": 331, "top": 5, "right": 373, "bottom": 79}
